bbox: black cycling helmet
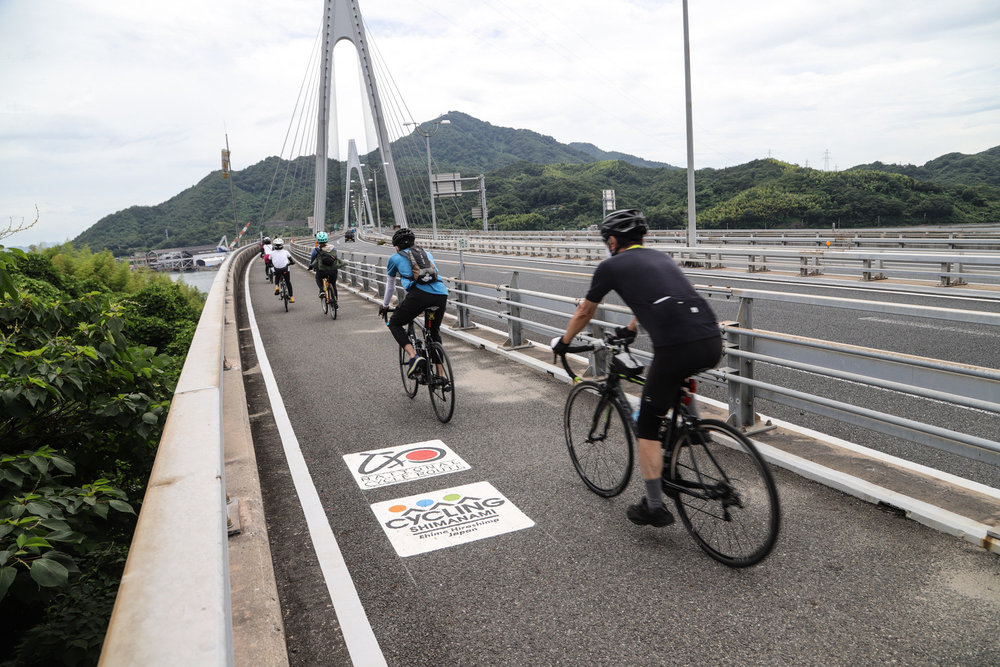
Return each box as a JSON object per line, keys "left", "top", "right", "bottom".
{"left": 392, "top": 228, "right": 415, "bottom": 249}
{"left": 600, "top": 209, "right": 648, "bottom": 242}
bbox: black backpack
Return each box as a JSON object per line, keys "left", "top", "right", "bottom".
{"left": 317, "top": 247, "right": 338, "bottom": 268}
{"left": 401, "top": 246, "right": 439, "bottom": 285}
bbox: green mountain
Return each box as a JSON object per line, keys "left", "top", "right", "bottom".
{"left": 72, "top": 113, "right": 1000, "bottom": 255}
{"left": 567, "top": 142, "right": 675, "bottom": 169}
{"left": 851, "top": 146, "right": 1000, "bottom": 189}
{"left": 407, "top": 111, "right": 678, "bottom": 172}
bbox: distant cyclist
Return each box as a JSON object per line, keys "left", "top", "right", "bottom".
{"left": 308, "top": 231, "right": 346, "bottom": 305}
{"left": 270, "top": 237, "right": 296, "bottom": 303}
{"left": 378, "top": 228, "right": 448, "bottom": 377}
{"left": 261, "top": 236, "right": 273, "bottom": 279}
{"left": 552, "top": 209, "right": 722, "bottom": 528}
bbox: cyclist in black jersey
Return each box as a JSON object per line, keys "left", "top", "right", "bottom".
{"left": 553, "top": 209, "right": 722, "bottom": 528}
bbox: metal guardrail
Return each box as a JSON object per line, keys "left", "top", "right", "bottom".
{"left": 419, "top": 227, "right": 1000, "bottom": 251}
{"left": 359, "top": 229, "right": 1000, "bottom": 287}
{"left": 336, "top": 249, "right": 1000, "bottom": 467}
{"left": 100, "top": 244, "right": 258, "bottom": 666}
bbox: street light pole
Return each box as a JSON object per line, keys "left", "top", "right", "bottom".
{"left": 682, "top": 0, "right": 697, "bottom": 247}
{"left": 404, "top": 119, "right": 450, "bottom": 241}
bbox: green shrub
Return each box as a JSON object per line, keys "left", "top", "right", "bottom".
{"left": 0, "top": 246, "right": 203, "bottom": 665}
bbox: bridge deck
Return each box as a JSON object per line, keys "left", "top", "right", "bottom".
{"left": 227, "top": 259, "right": 1000, "bottom": 665}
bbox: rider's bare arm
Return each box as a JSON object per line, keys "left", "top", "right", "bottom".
{"left": 560, "top": 299, "right": 599, "bottom": 344}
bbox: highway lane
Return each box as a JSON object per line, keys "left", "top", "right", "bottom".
{"left": 338, "top": 238, "right": 1000, "bottom": 489}
{"left": 238, "top": 256, "right": 999, "bottom": 665}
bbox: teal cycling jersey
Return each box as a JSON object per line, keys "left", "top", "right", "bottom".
{"left": 386, "top": 249, "right": 448, "bottom": 296}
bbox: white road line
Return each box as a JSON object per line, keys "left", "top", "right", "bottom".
{"left": 859, "top": 316, "right": 1000, "bottom": 337}
{"left": 244, "top": 258, "right": 386, "bottom": 666}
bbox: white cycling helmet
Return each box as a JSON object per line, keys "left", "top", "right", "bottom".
{"left": 272, "top": 237, "right": 284, "bottom": 249}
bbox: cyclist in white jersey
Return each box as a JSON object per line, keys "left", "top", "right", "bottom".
{"left": 269, "top": 238, "right": 296, "bottom": 303}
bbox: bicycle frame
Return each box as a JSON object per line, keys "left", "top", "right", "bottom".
{"left": 383, "top": 305, "right": 455, "bottom": 422}
{"left": 559, "top": 337, "right": 705, "bottom": 495}
{"left": 560, "top": 333, "right": 780, "bottom": 567}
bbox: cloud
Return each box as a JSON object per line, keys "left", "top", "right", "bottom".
{"left": 1, "top": 0, "right": 998, "bottom": 246}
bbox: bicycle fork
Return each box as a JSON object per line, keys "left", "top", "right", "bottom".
{"left": 587, "top": 393, "right": 624, "bottom": 443}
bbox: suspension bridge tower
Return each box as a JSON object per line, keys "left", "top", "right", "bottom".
{"left": 313, "top": 0, "right": 408, "bottom": 234}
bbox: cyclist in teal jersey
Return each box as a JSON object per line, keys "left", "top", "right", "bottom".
{"left": 378, "top": 228, "right": 449, "bottom": 377}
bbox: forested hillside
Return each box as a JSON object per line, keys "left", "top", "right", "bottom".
{"left": 851, "top": 146, "right": 1000, "bottom": 189}
{"left": 72, "top": 111, "right": 1000, "bottom": 255}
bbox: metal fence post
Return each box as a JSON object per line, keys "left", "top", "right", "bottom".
{"left": 456, "top": 248, "right": 471, "bottom": 329}
{"left": 725, "top": 296, "right": 756, "bottom": 428}
{"left": 504, "top": 271, "right": 528, "bottom": 349}
{"left": 589, "top": 305, "right": 611, "bottom": 378}
{"left": 373, "top": 256, "right": 384, "bottom": 297}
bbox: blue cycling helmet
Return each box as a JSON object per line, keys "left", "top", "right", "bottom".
{"left": 316, "top": 231, "right": 329, "bottom": 243}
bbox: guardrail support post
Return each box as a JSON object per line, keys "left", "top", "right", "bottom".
{"left": 725, "top": 296, "right": 756, "bottom": 428}
{"left": 373, "top": 257, "right": 384, "bottom": 297}
{"left": 940, "top": 261, "right": 967, "bottom": 287}
{"left": 456, "top": 255, "right": 471, "bottom": 329}
{"left": 588, "top": 305, "right": 611, "bottom": 378}
{"left": 503, "top": 271, "right": 529, "bottom": 349}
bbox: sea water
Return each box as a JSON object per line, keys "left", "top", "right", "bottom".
{"left": 167, "top": 270, "right": 219, "bottom": 295}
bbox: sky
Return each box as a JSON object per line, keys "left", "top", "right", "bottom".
{"left": 1, "top": 0, "right": 998, "bottom": 247}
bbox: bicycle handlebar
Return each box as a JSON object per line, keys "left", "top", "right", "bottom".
{"left": 557, "top": 345, "right": 592, "bottom": 381}
{"left": 553, "top": 332, "right": 634, "bottom": 382}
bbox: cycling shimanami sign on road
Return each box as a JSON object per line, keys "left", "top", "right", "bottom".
{"left": 370, "top": 481, "right": 535, "bottom": 557}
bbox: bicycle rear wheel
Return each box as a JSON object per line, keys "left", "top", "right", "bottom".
{"left": 329, "top": 289, "right": 338, "bottom": 320}
{"left": 564, "top": 381, "right": 633, "bottom": 497}
{"left": 667, "top": 419, "right": 780, "bottom": 568}
{"left": 281, "top": 281, "right": 289, "bottom": 312}
{"left": 427, "top": 342, "right": 455, "bottom": 423}
{"left": 321, "top": 289, "right": 329, "bottom": 315}
{"left": 398, "top": 346, "right": 419, "bottom": 398}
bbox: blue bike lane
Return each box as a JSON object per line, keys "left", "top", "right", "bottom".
{"left": 238, "top": 259, "right": 1000, "bottom": 666}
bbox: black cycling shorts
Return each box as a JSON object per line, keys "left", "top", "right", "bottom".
{"left": 635, "top": 335, "right": 723, "bottom": 440}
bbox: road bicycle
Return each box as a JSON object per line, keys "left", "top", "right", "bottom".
{"left": 382, "top": 306, "right": 455, "bottom": 423}
{"left": 264, "top": 259, "right": 273, "bottom": 283}
{"left": 320, "top": 276, "right": 338, "bottom": 320}
{"left": 556, "top": 333, "right": 780, "bottom": 568}
{"left": 276, "top": 272, "right": 290, "bottom": 312}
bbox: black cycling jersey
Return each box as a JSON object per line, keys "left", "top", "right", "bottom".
{"left": 585, "top": 246, "right": 719, "bottom": 347}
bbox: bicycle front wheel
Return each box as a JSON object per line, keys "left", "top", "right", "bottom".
{"left": 427, "top": 342, "right": 455, "bottom": 423}
{"left": 398, "top": 346, "right": 419, "bottom": 398}
{"left": 564, "top": 381, "right": 634, "bottom": 497}
{"left": 667, "top": 419, "right": 780, "bottom": 568}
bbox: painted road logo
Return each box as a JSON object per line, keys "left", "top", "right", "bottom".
{"left": 370, "top": 481, "right": 534, "bottom": 557}
{"left": 343, "top": 440, "right": 470, "bottom": 489}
